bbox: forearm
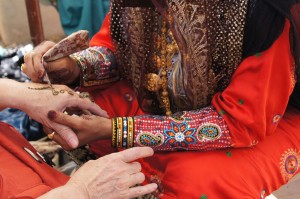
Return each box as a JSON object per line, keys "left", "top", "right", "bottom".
{"left": 38, "top": 184, "right": 87, "bottom": 199}
{"left": 71, "top": 46, "right": 119, "bottom": 89}
{"left": 112, "top": 106, "right": 233, "bottom": 151}
{"left": 0, "top": 79, "right": 28, "bottom": 111}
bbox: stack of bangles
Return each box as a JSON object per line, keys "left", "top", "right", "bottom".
{"left": 112, "top": 117, "right": 134, "bottom": 148}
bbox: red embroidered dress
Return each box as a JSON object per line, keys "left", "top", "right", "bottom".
{"left": 73, "top": 10, "right": 300, "bottom": 199}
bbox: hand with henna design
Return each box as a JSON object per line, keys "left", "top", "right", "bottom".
{"left": 44, "top": 110, "right": 111, "bottom": 150}
{"left": 0, "top": 79, "right": 108, "bottom": 148}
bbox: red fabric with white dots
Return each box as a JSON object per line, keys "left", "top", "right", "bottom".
{"left": 88, "top": 17, "right": 300, "bottom": 198}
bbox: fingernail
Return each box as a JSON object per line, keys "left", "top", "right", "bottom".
{"left": 48, "top": 110, "right": 56, "bottom": 120}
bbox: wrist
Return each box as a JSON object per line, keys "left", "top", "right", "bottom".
{"left": 96, "top": 117, "right": 112, "bottom": 139}
{"left": 0, "top": 79, "right": 28, "bottom": 110}
{"left": 38, "top": 183, "right": 88, "bottom": 199}
{"left": 67, "top": 56, "right": 81, "bottom": 85}
{"left": 64, "top": 183, "right": 89, "bottom": 198}
{"left": 13, "top": 82, "right": 42, "bottom": 112}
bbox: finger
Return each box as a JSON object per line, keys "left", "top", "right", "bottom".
{"left": 32, "top": 41, "right": 56, "bottom": 79}
{"left": 117, "top": 147, "right": 154, "bottom": 163}
{"left": 115, "top": 172, "right": 145, "bottom": 190}
{"left": 48, "top": 110, "right": 84, "bottom": 129}
{"left": 23, "top": 52, "right": 42, "bottom": 83}
{"left": 121, "top": 183, "right": 158, "bottom": 198}
{"left": 68, "top": 97, "right": 108, "bottom": 117}
{"left": 51, "top": 123, "right": 79, "bottom": 149}
{"left": 127, "top": 161, "right": 142, "bottom": 174}
{"left": 43, "top": 127, "right": 73, "bottom": 150}
{"left": 32, "top": 52, "right": 45, "bottom": 79}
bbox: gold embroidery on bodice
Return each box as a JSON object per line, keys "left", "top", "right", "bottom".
{"left": 111, "top": 0, "right": 248, "bottom": 115}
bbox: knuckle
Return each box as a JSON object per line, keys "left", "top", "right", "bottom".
{"left": 44, "top": 41, "right": 55, "bottom": 48}
{"left": 136, "top": 172, "right": 145, "bottom": 183}
{"left": 24, "top": 54, "right": 31, "bottom": 62}
{"left": 132, "top": 162, "right": 142, "bottom": 171}
{"left": 118, "top": 190, "right": 130, "bottom": 198}
{"left": 115, "top": 180, "right": 127, "bottom": 191}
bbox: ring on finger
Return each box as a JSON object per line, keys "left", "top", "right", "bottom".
{"left": 48, "top": 131, "right": 56, "bottom": 140}
{"left": 21, "top": 63, "right": 25, "bottom": 71}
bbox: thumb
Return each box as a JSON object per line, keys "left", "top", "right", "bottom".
{"left": 52, "top": 123, "right": 79, "bottom": 149}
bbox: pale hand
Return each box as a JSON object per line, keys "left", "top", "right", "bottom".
{"left": 38, "top": 147, "right": 158, "bottom": 199}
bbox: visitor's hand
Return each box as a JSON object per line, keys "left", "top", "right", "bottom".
{"left": 44, "top": 109, "right": 111, "bottom": 150}
{"left": 38, "top": 147, "right": 157, "bottom": 199}
{"left": 18, "top": 82, "right": 108, "bottom": 148}
{"left": 22, "top": 41, "right": 80, "bottom": 85}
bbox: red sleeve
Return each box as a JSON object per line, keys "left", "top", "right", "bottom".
{"left": 212, "top": 20, "right": 296, "bottom": 147}
{"left": 121, "top": 20, "right": 296, "bottom": 151}
{"left": 90, "top": 13, "right": 115, "bottom": 51}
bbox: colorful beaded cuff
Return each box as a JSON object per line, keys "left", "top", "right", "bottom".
{"left": 133, "top": 106, "right": 233, "bottom": 151}
{"left": 112, "top": 117, "right": 135, "bottom": 148}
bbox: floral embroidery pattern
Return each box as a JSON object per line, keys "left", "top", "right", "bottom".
{"left": 272, "top": 114, "right": 281, "bottom": 124}
{"left": 280, "top": 148, "right": 300, "bottom": 182}
{"left": 197, "top": 123, "right": 222, "bottom": 141}
{"left": 134, "top": 106, "right": 232, "bottom": 151}
{"left": 164, "top": 122, "right": 196, "bottom": 148}
{"left": 136, "top": 132, "right": 164, "bottom": 147}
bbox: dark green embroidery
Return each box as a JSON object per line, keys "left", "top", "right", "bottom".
{"left": 219, "top": 109, "right": 226, "bottom": 116}
{"left": 238, "top": 99, "right": 244, "bottom": 105}
{"left": 200, "top": 194, "right": 208, "bottom": 199}
{"left": 226, "top": 151, "right": 232, "bottom": 157}
{"left": 255, "top": 52, "right": 262, "bottom": 57}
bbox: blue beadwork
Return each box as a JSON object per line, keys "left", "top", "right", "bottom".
{"left": 197, "top": 123, "right": 221, "bottom": 141}
{"left": 164, "top": 122, "right": 196, "bottom": 149}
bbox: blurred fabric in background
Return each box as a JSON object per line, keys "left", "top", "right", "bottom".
{"left": 57, "top": 0, "right": 110, "bottom": 38}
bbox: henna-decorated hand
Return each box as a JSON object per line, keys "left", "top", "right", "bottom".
{"left": 44, "top": 109, "right": 111, "bottom": 150}
{"left": 22, "top": 41, "right": 80, "bottom": 85}
{"left": 18, "top": 81, "right": 107, "bottom": 148}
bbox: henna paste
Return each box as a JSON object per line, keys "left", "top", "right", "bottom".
{"left": 27, "top": 86, "right": 74, "bottom": 96}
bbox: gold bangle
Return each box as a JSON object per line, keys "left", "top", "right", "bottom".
{"left": 116, "top": 117, "right": 123, "bottom": 148}
{"left": 111, "top": 118, "right": 117, "bottom": 148}
{"left": 127, "top": 117, "right": 134, "bottom": 148}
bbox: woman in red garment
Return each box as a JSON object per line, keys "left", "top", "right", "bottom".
{"left": 23, "top": 0, "right": 300, "bottom": 198}
{"left": 0, "top": 79, "right": 156, "bottom": 198}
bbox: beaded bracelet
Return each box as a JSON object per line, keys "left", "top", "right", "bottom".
{"left": 122, "top": 117, "right": 128, "bottom": 148}
{"left": 112, "top": 117, "right": 135, "bottom": 148}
